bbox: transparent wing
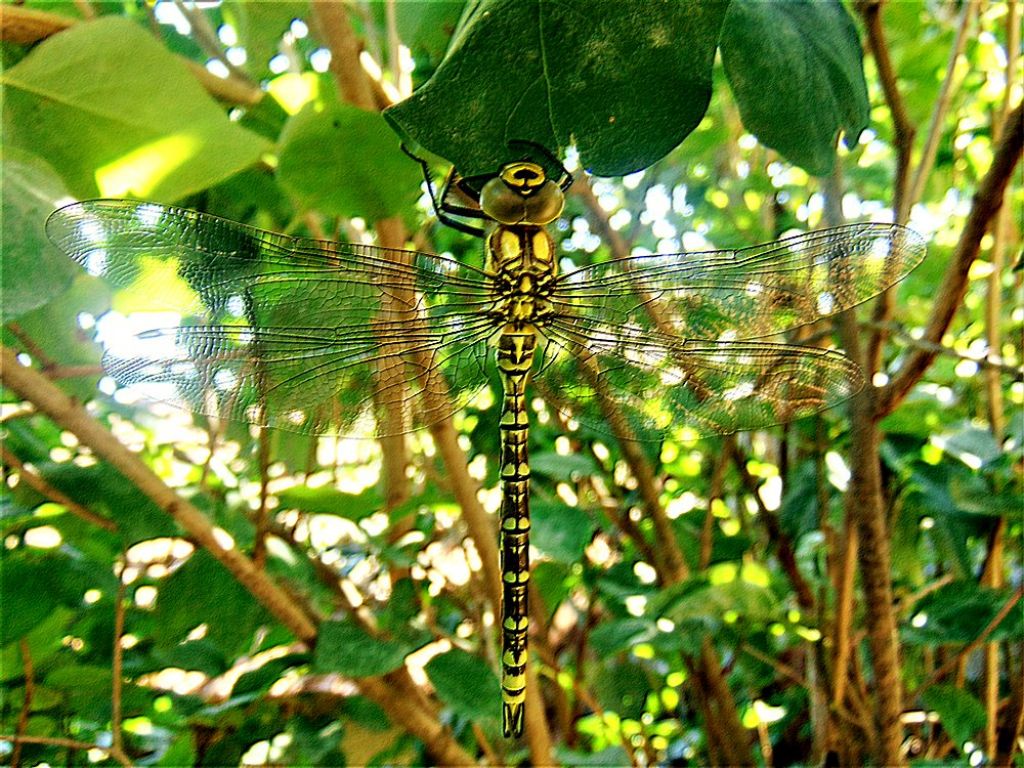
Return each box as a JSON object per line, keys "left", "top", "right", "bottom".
{"left": 46, "top": 200, "right": 501, "bottom": 437}
{"left": 536, "top": 322, "right": 863, "bottom": 437}
{"left": 550, "top": 223, "right": 926, "bottom": 342}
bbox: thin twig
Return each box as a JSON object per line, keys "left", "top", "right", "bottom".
{"left": 862, "top": 321, "right": 1024, "bottom": 378}
{"left": 111, "top": 571, "right": 128, "bottom": 760}
{"left": 906, "top": 0, "right": 979, "bottom": 209}
{"left": 859, "top": 0, "right": 918, "bottom": 371}
{"left": 910, "top": 587, "right": 1024, "bottom": 700}
{"left": 1, "top": 445, "right": 118, "bottom": 532}
{"left": 0, "top": 735, "right": 133, "bottom": 768}
{"left": 878, "top": 101, "right": 1024, "bottom": 416}
{"left": 1, "top": 346, "right": 318, "bottom": 639}
{"left": 73, "top": 0, "right": 95, "bottom": 19}
{"left": 740, "top": 642, "right": 805, "bottom": 688}
{"left": 172, "top": 0, "right": 252, "bottom": 84}
{"left": 10, "top": 640, "right": 35, "bottom": 768}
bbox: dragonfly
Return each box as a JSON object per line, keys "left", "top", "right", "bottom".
{"left": 46, "top": 156, "right": 925, "bottom": 737}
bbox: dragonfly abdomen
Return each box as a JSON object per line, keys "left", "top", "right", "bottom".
{"left": 496, "top": 327, "right": 536, "bottom": 738}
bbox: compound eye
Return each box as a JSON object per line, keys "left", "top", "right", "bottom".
{"left": 500, "top": 162, "right": 546, "bottom": 191}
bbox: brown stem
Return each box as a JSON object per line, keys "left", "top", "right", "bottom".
{"left": 310, "top": 1, "right": 377, "bottom": 110}
{"left": 111, "top": 572, "right": 127, "bottom": 758}
{"left": 826, "top": 141, "right": 905, "bottom": 766}
{"left": 831, "top": 506, "right": 858, "bottom": 711}
{"left": 878, "top": 100, "right": 1024, "bottom": 416}
{"left": 1, "top": 345, "right": 320, "bottom": 642}
{"left": 700, "top": 440, "right": 731, "bottom": 570}
{"left": 10, "top": 640, "right": 35, "bottom": 768}
{"left": 994, "top": 655, "right": 1024, "bottom": 767}
{"left": 910, "top": 587, "right": 1023, "bottom": 699}
{"left": 1, "top": 445, "right": 117, "bottom": 531}
{"left": 906, "top": 0, "right": 978, "bottom": 210}
{"left": 984, "top": 0, "right": 1019, "bottom": 442}
{"left": 981, "top": 518, "right": 1007, "bottom": 757}
{"left": 859, "top": 0, "right": 917, "bottom": 371}
{"left": 73, "top": 0, "right": 95, "bottom": 19}
{"left": 253, "top": 427, "right": 271, "bottom": 569}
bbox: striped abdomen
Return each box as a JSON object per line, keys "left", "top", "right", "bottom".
{"left": 496, "top": 328, "right": 535, "bottom": 737}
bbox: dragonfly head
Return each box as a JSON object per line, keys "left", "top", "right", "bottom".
{"left": 481, "top": 161, "right": 565, "bottom": 226}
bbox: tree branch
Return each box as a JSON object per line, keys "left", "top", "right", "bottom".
{"left": 1, "top": 444, "right": 118, "bottom": 532}
{"left": 0, "top": 345, "right": 478, "bottom": 764}
{"left": 10, "top": 640, "right": 34, "bottom": 768}
{"left": 859, "top": 0, "right": 918, "bottom": 371}
{"left": 878, "top": 100, "right": 1024, "bottom": 416}
{"left": 2, "top": 346, "right": 321, "bottom": 639}
{"left": 906, "top": 0, "right": 979, "bottom": 210}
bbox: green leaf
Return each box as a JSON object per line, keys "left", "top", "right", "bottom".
{"left": 1, "top": 148, "right": 77, "bottom": 321}
{"left": 33, "top": 460, "right": 176, "bottom": 544}
{"left": 234, "top": 653, "right": 308, "bottom": 697}
{"left": 392, "top": 0, "right": 466, "bottom": 68}
{"left": 940, "top": 424, "right": 1002, "bottom": 468}
{"left": 554, "top": 746, "right": 633, "bottom": 766}
{"left": 589, "top": 618, "right": 655, "bottom": 658}
{"left": 152, "top": 550, "right": 273, "bottom": 655}
{"left": 904, "top": 582, "right": 1023, "bottom": 645}
{"left": 314, "top": 620, "right": 412, "bottom": 677}
{"left": 385, "top": 0, "right": 730, "bottom": 176}
{"left": 592, "top": 660, "right": 652, "bottom": 721}
{"left": 277, "top": 102, "right": 421, "bottom": 221}
{"left": 157, "top": 639, "right": 228, "bottom": 677}
{"left": 0, "top": 555, "right": 59, "bottom": 644}
{"left": 2, "top": 17, "right": 269, "bottom": 201}
{"left": 530, "top": 451, "right": 598, "bottom": 480}
{"left": 531, "top": 500, "right": 594, "bottom": 562}
{"left": 720, "top": 0, "right": 870, "bottom": 175}
{"left": 425, "top": 648, "right": 500, "bottom": 723}
{"left": 220, "top": 2, "right": 309, "bottom": 78}
{"left": 660, "top": 574, "right": 780, "bottom": 629}
{"left": 276, "top": 485, "right": 381, "bottom": 521}
{"left": 921, "top": 685, "right": 986, "bottom": 749}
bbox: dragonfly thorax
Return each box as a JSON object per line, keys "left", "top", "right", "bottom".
{"left": 487, "top": 224, "right": 558, "bottom": 329}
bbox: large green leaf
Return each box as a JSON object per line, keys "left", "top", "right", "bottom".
{"left": 314, "top": 619, "right": 413, "bottom": 677}
{"left": 425, "top": 648, "right": 500, "bottom": 724}
{"left": 151, "top": 550, "right": 272, "bottom": 655}
{"left": 903, "top": 581, "right": 1024, "bottom": 645}
{"left": 2, "top": 16, "right": 268, "bottom": 202}
{"left": 592, "top": 660, "right": 652, "bottom": 721}
{"left": 1, "top": 148, "right": 78, "bottom": 321}
{"left": 921, "top": 685, "right": 987, "bottom": 750}
{"left": 589, "top": 618, "right": 656, "bottom": 659}
{"left": 385, "top": 0, "right": 730, "bottom": 176}
{"left": 277, "top": 101, "right": 421, "bottom": 221}
{"left": 531, "top": 500, "right": 594, "bottom": 562}
{"left": 0, "top": 555, "right": 59, "bottom": 645}
{"left": 720, "top": 0, "right": 869, "bottom": 175}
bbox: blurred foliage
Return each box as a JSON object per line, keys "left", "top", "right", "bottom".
{"left": 1, "top": 1, "right": 1021, "bottom": 767}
